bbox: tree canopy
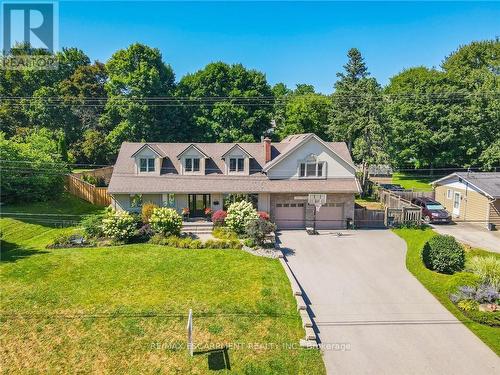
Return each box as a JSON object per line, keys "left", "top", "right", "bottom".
{"left": 0, "top": 39, "right": 498, "bottom": 173}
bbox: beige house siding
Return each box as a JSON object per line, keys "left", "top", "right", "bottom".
{"left": 489, "top": 199, "right": 500, "bottom": 225}
{"left": 111, "top": 194, "right": 162, "bottom": 213}
{"left": 435, "top": 185, "right": 489, "bottom": 223}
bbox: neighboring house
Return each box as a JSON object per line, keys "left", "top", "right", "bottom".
{"left": 431, "top": 172, "right": 500, "bottom": 229}
{"left": 107, "top": 133, "right": 360, "bottom": 229}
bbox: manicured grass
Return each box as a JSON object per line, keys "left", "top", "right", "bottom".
{"left": 393, "top": 227, "right": 500, "bottom": 355}
{"left": 0, "top": 197, "right": 325, "bottom": 374}
{"left": 1, "top": 194, "right": 103, "bottom": 253}
{"left": 391, "top": 172, "right": 435, "bottom": 191}
{"left": 355, "top": 197, "right": 383, "bottom": 210}
{"left": 1, "top": 193, "right": 102, "bottom": 216}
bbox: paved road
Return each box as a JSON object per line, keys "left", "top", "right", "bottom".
{"left": 278, "top": 230, "right": 499, "bottom": 375}
{"left": 430, "top": 222, "right": 500, "bottom": 253}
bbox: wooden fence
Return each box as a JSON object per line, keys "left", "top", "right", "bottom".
{"left": 377, "top": 189, "right": 423, "bottom": 226}
{"left": 384, "top": 207, "right": 422, "bottom": 227}
{"left": 386, "top": 189, "right": 435, "bottom": 201}
{"left": 354, "top": 207, "right": 386, "bottom": 228}
{"left": 65, "top": 174, "right": 112, "bottom": 206}
{"left": 73, "top": 166, "right": 114, "bottom": 185}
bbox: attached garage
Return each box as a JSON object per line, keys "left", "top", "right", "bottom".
{"left": 315, "top": 202, "right": 344, "bottom": 229}
{"left": 274, "top": 201, "right": 306, "bottom": 229}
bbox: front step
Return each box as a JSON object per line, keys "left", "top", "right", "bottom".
{"left": 182, "top": 222, "right": 213, "bottom": 234}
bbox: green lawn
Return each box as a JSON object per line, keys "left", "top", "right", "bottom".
{"left": 393, "top": 227, "right": 500, "bottom": 355}
{"left": 391, "top": 172, "right": 435, "bottom": 191}
{"left": 0, "top": 196, "right": 325, "bottom": 374}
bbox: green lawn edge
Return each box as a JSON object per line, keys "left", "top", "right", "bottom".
{"left": 393, "top": 227, "right": 500, "bottom": 355}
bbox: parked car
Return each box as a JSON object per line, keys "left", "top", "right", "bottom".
{"left": 411, "top": 197, "right": 452, "bottom": 224}
{"left": 379, "top": 183, "right": 405, "bottom": 191}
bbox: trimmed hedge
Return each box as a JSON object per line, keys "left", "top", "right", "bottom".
{"left": 422, "top": 234, "right": 465, "bottom": 274}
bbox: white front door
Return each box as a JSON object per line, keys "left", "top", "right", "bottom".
{"left": 453, "top": 192, "right": 461, "bottom": 216}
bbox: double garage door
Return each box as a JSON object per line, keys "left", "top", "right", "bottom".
{"left": 274, "top": 201, "right": 344, "bottom": 229}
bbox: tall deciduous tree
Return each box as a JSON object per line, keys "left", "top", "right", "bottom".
{"left": 102, "top": 43, "right": 177, "bottom": 153}
{"left": 178, "top": 62, "right": 273, "bottom": 142}
{"left": 274, "top": 85, "right": 331, "bottom": 140}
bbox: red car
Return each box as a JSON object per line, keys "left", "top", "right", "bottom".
{"left": 411, "top": 197, "right": 452, "bottom": 224}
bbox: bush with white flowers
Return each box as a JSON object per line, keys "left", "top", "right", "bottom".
{"left": 150, "top": 207, "right": 183, "bottom": 236}
{"left": 101, "top": 211, "right": 136, "bottom": 241}
{"left": 225, "top": 201, "right": 259, "bottom": 234}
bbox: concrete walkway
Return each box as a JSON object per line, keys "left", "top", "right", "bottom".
{"left": 278, "top": 230, "right": 499, "bottom": 375}
{"left": 430, "top": 222, "right": 500, "bottom": 253}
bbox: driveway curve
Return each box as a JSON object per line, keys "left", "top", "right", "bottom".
{"left": 278, "top": 229, "right": 499, "bottom": 374}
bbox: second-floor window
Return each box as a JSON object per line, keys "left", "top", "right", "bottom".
{"left": 229, "top": 158, "right": 244, "bottom": 172}
{"left": 299, "top": 161, "right": 324, "bottom": 178}
{"left": 185, "top": 157, "right": 200, "bottom": 172}
{"left": 140, "top": 158, "right": 155, "bottom": 172}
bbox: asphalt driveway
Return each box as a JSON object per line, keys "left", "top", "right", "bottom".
{"left": 430, "top": 222, "right": 500, "bottom": 253}
{"left": 278, "top": 230, "right": 499, "bottom": 374}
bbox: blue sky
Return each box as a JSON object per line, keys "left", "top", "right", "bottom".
{"left": 59, "top": 1, "right": 500, "bottom": 93}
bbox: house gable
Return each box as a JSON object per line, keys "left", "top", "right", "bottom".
{"left": 131, "top": 144, "right": 162, "bottom": 176}
{"left": 221, "top": 144, "right": 252, "bottom": 175}
{"left": 432, "top": 174, "right": 496, "bottom": 199}
{"left": 176, "top": 144, "right": 208, "bottom": 175}
{"left": 265, "top": 136, "right": 356, "bottom": 180}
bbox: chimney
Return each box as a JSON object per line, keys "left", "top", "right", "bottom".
{"left": 263, "top": 137, "right": 271, "bottom": 163}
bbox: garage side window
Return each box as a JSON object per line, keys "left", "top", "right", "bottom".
{"left": 447, "top": 189, "right": 452, "bottom": 199}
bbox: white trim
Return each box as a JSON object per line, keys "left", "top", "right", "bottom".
{"left": 432, "top": 172, "right": 496, "bottom": 199}
{"left": 446, "top": 189, "right": 452, "bottom": 199}
{"left": 221, "top": 144, "right": 253, "bottom": 158}
{"left": 131, "top": 144, "right": 163, "bottom": 158}
{"left": 262, "top": 134, "right": 355, "bottom": 173}
{"left": 176, "top": 144, "right": 209, "bottom": 159}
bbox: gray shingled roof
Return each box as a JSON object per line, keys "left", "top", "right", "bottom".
{"left": 108, "top": 136, "right": 358, "bottom": 194}
{"left": 455, "top": 172, "right": 500, "bottom": 199}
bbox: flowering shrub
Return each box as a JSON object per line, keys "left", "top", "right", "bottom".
{"left": 225, "top": 201, "right": 258, "bottom": 234}
{"left": 212, "top": 210, "right": 227, "bottom": 226}
{"left": 182, "top": 207, "right": 190, "bottom": 216}
{"left": 450, "top": 283, "right": 499, "bottom": 304}
{"left": 141, "top": 202, "right": 159, "bottom": 223}
{"left": 205, "top": 207, "right": 213, "bottom": 217}
{"left": 150, "top": 207, "right": 182, "bottom": 236}
{"left": 258, "top": 211, "right": 270, "bottom": 221}
{"left": 101, "top": 211, "right": 137, "bottom": 241}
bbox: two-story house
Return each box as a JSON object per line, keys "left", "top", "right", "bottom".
{"left": 107, "top": 133, "right": 361, "bottom": 229}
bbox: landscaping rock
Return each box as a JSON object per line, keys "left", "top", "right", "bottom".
{"left": 479, "top": 303, "right": 499, "bottom": 312}
{"left": 242, "top": 245, "right": 282, "bottom": 258}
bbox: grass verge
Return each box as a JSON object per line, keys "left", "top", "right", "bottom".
{"left": 393, "top": 227, "right": 500, "bottom": 355}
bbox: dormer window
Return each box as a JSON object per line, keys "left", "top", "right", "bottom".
{"left": 299, "top": 155, "right": 325, "bottom": 178}
{"left": 185, "top": 157, "right": 200, "bottom": 172}
{"left": 140, "top": 158, "right": 155, "bottom": 172}
{"left": 229, "top": 158, "right": 244, "bottom": 172}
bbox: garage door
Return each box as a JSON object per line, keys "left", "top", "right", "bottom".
{"left": 316, "top": 202, "right": 344, "bottom": 229}
{"left": 274, "top": 202, "right": 305, "bottom": 229}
